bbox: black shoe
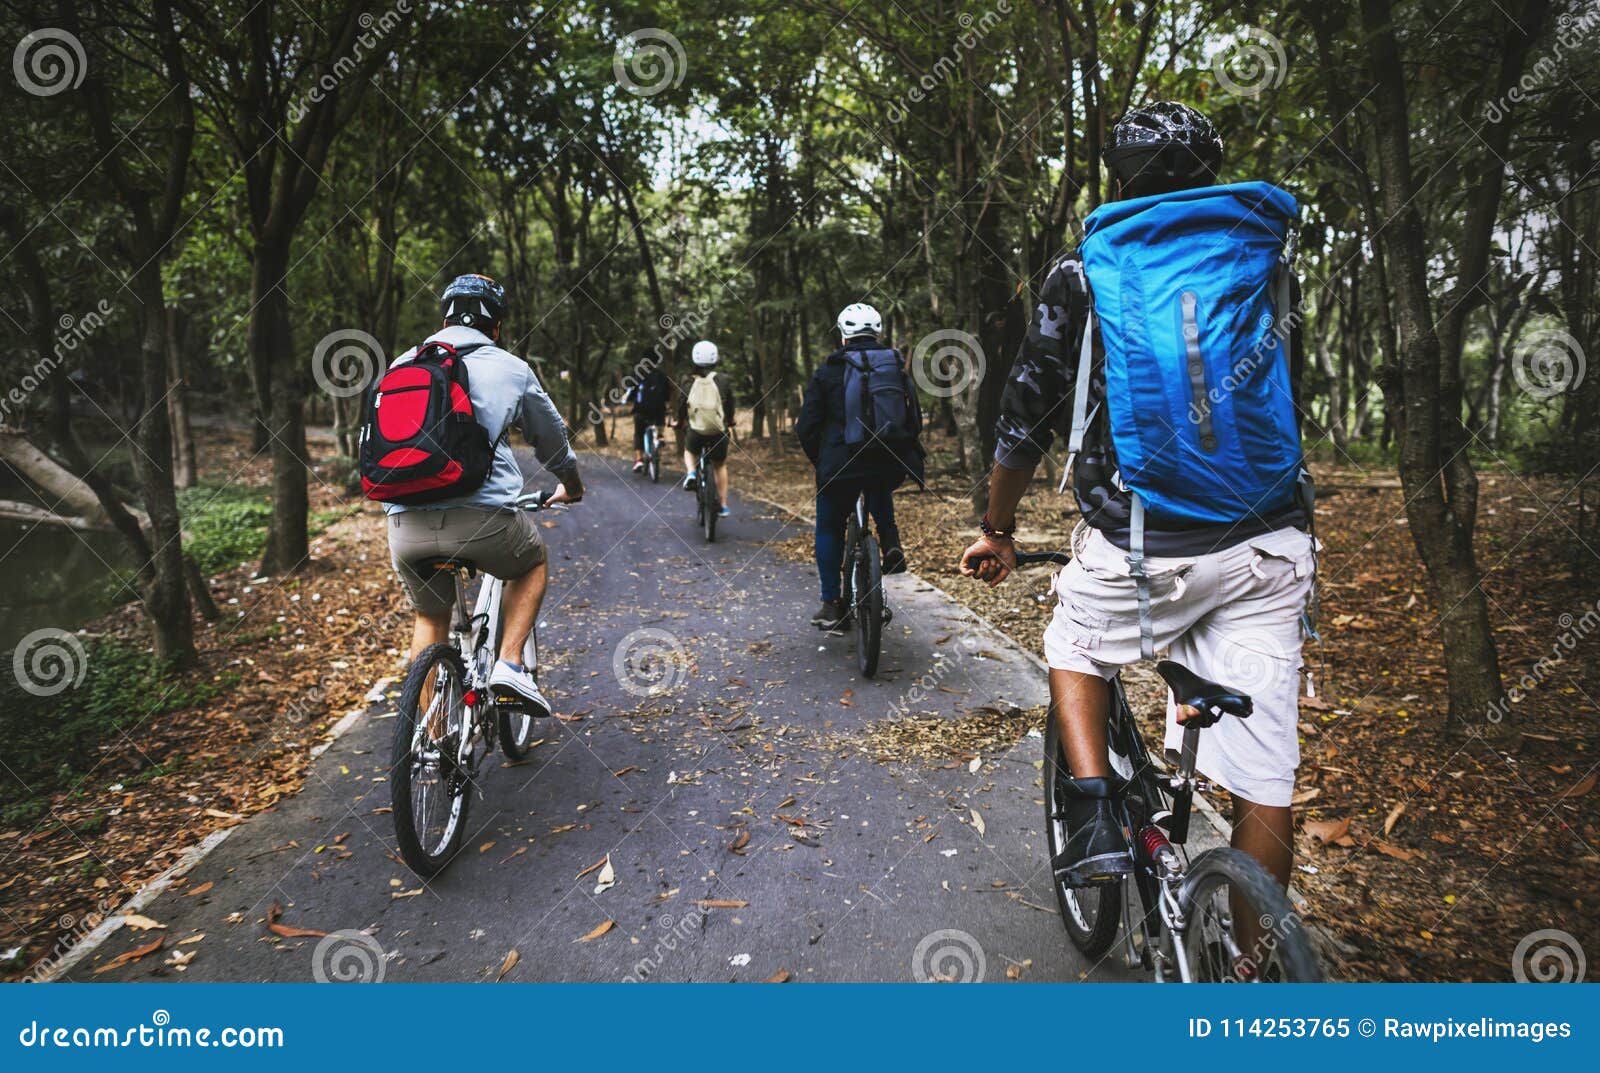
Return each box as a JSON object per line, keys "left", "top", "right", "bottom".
{"left": 811, "top": 599, "right": 849, "bottom": 630}
{"left": 1051, "top": 776, "right": 1133, "bottom": 887}
{"left": 881, "top": 545, "right": 907, "bottom": 574}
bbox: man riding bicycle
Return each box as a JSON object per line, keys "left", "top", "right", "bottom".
{"left": 379, "top": 274, "right": 583, "bottom": 717}
{"left": 679, "top": 340, "right": 734, "bottom": 517}
{"left": 960, "top": 102, "right": 1312, "bottom": 895}
{"left": 798, "top": 303, "right": 924, "bottom": 630}
{"left": 628, "top": 351, "right": 669, "bottom": 473}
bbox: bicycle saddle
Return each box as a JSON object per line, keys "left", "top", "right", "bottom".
{"left": 1155, "top": 660, "right": 1252, "bottom": 725}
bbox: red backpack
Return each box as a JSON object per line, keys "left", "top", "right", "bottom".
{"left": 358, "top": 341, "right": 495, "bottom": 504}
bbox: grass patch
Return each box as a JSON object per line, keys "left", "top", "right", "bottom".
{"left": 177, "top": 483, "right": 275, "bottom": 574}
{"left": 0, "top": 637, "right": 230, "bottom": 803}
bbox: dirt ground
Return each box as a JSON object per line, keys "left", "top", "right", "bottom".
{"left": 1, "top": 429, "right": 408, "bottom": 980}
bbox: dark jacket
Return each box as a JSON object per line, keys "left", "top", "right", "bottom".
{"left": 629, "top": 367, "right": 669, "bottom": 418}
{"left": 994, "top": 252, "right": 1305, "bottom": 557}
{"left": 797, "top": 342, "right": 925, "bottom": 491}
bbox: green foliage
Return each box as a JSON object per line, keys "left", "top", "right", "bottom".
{"left": 0, "top": 637, "right": 232, "bottom": 804}
{"left": 177, "top": 484, "right": 275, "bottom": 574}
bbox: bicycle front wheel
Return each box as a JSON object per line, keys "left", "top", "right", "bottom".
{"left": 391, "top": 643, "right": 472, "bottom": 877}
{"left": 1177, "top": 848, "right": 1323, "bottom": 981}
{"left": 852, "top": 536, "right": 883, "bottom": 677}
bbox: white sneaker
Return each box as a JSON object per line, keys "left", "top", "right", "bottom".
{"left": 489, "top": 660, "right": 551, "bottom": 718}
{"left": 682, "top": 472, "right": 698, "bottom": 491}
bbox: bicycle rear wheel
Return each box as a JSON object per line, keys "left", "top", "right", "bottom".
{"left": 852, "top": 533, "right": 883, "bottom": 677}
{"left": 700, "top": 459, "right": 718, "bottom": 542}
{"left": 391, "top": 643, "right": 472, "bottom": 876}
{"left": 1178, "top": 847, "right": 1323, "bottom": 981}
{"left": 1043, "top": 713, "right": 1122, "bottom": 958}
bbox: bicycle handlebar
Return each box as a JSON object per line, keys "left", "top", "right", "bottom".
{"left": 515, "top": 489, "right": 573, "bottom": 512}
{"left": 967, "top": 549, "right": 1071, "bottom": 569}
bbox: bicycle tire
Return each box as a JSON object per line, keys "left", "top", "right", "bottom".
{"left": 700, "top": 459, "right": 718, "bottom": 542}
{"left": 1178, "top": 847, "right": 1323, "bottom": 982}
{"left": 1043, "top": 713, "right": 1122, "bottom": 958}
{"left": 853, "top": 534, "right": 883, "bottom": 677}
{"left": 497, "top": 705, "right": 536, "bottom": 760}
{"left": 391, "top": 643, "right": 472, "bottom": 877}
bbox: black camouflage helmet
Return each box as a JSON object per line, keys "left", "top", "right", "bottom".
{"left": 1103, "top": 101, "right": 1223, "bottom": 196}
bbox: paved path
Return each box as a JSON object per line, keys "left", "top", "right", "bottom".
{"left": 68, "top": 452, "right": 1161, "bottom": 983}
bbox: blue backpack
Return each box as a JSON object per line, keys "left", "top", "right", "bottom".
{"left": 843, "top": 347, "right": 918, "bottom": 447}
{"left": 1071, "top": 182, "right": 1306, "bottom": 659}
{"left": 1072, "top": 180, "right": 1302, "bottom": 527}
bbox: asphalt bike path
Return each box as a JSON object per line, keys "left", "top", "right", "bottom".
{"left": 68, "top": 451, "right": 1159, "bottom": 983}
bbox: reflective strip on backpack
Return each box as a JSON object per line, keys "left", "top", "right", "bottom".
{"left": 1127, "top": 493, "right": 1155, "bottom": 662}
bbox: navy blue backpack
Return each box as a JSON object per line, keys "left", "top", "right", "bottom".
{"left": 842, "top": 347, "right": 919, "bottom": 448}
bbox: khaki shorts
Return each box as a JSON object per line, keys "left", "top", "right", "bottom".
{"left": 1043, "top": 522, "right": 1315, "bottom": 807}
{"left": 388, "top": 508, "right": 546, "bottom": 616}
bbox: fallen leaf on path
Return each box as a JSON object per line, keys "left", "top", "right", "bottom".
{"left": 93, "top": 937, "right": 164, "bottom": 974}
{"left": 594, "top": 856, "right": 616, "bottom": 895}
{"left": 766, "top": 969, "right": 791, "bottom": 983}
{"left": 122, "top": 914, "right": 166, "bottom": 931}
{"left": 695, "top": 900, "right": 748, "bottom": 909}
{"left": 728, "top": 829, "right": 750, "bottom": 854}
{"left": 1568, "top": 772, "right": 1597, "bottom": 797}
{"left": 970, "top": 809, "right": 986, "bottom": 837}
{"left": 576, "top": 856, "right": 607, "bottom": 880}
{"left": 268, "top": 922, "right": 328, "bottom": 939}
{"left": 576, "top": 920, "right": 615, "bottom": 942}
{"left": 496, "top": 949, "right": 519, "bottom": 981}
{"left": 183, "top": 882, "right": 214, "bottom": 897}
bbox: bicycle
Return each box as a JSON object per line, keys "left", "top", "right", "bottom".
{"left": 389, "top": 489, "right": 566, "bottom": 877}
{"left": 640, "top": 422, "right": 661, "bottom": 483}
{"left": 985, "top": 548, "right": 1322, "bottom": 981}
{"left": 693, "top": 444, "right": 720, "bottom": 543}
{"left": 836, "top": 492, "right": 891, "bottom": 678}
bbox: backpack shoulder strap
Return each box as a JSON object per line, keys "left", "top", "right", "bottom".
{"left": 1065, "top": 260, "right": 1099, "bottom": 463}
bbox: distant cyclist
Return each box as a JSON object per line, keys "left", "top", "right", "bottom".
{"left": 364, "top": 273, "right": 584, "bottom": 717}
{"left": 627, "top": 351, "right": 670, "bottom": 473}
{"left": 797, "top": 303, "right": 924, "bottom": 629}
{"left": 959, "top": 102, "right": 1311, "bottom": 894}
{"left": 679, "top": 340, "right": 734, "bottom": 517}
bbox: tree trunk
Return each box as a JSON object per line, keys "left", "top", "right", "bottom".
{"left": 254, "top": 240, "right": 311, "bottom": 574}
{"left": 1360, "top": 0, "right": 1506, "bottom": 732}
{"left": 165, "top": 306, "right": 198, "bottom": 488}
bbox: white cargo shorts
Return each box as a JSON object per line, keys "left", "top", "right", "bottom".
{"left": 1043, "top": 522, "right": 1315, "bottom": 807}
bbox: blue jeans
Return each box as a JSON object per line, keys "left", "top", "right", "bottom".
{"left": 815, "top": 483, "right": 900, "bottom": 603}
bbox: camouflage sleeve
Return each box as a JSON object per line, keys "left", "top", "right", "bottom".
{"left": 993, "top": 255, "right": 1089, "bottom": 470}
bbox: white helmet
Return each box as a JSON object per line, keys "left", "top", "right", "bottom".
{"left": 836, "top": 302, "right": 882, "bottom": 338}
{"left": 691, "top": 340, "right": 719, "bottom": 367}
